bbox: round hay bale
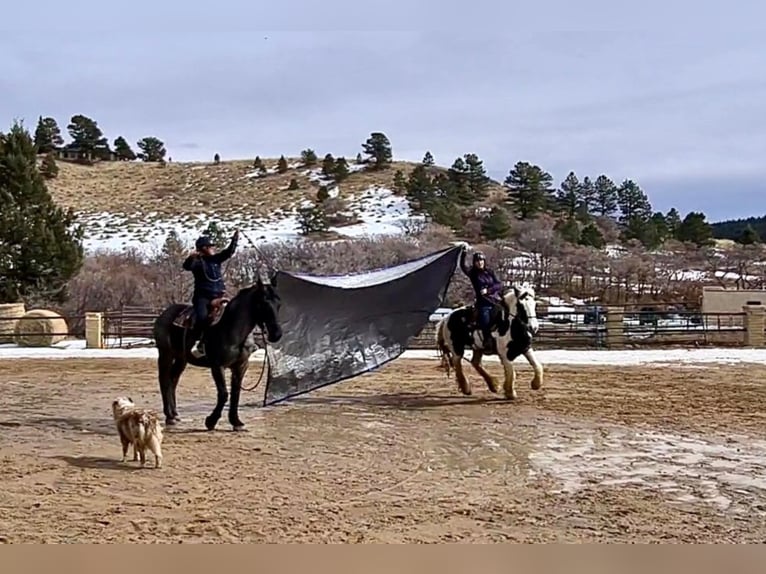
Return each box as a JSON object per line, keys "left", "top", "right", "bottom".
{"left": 0, "top": 302, "right": 26, "bottom": 344}
{"left": 13, "top": 309, "right": 69, "bottom": 347}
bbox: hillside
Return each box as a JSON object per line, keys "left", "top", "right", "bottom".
{"left": 711, "top": 215, "right": 766, "bottom": 242}
{"left": 44, "top": 157, "right": 506, "bottom": 253}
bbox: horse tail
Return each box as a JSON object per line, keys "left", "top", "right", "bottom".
{"left": 435, "top": 317, "right": 452, "bottom": 377}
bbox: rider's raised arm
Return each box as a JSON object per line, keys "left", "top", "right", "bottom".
{"left": 459, "top": 249, "right": 471, "bottom": 276}
{"left": 210, "top": 231, "right": 239, "bottom": 263}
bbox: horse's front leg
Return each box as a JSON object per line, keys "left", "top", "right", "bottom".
{"left": 228, "top": 357, "right": 250, "bottom": 431}
{"left": 470, "top": 349, "right": 499, "bottom": 394}
{"left": 451, "top": 350, "right": 471, "bottom": 395}
{"left": 168, "top": 357, "right": 188, "bottom": 422}
{"left": 497, "top": 340, "right": 517, "bottom": 400}
{"left": 523, "top": 346, "right": 544, "bottom": 390}
{"left": 204, "top": 365, "right": 228, "bottom": 431}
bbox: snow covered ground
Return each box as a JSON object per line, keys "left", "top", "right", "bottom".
{"left": 77, "top": 167, "right": 424, "bottom": 255}
{"left": 1, "top": 338, "right": 764, "bottom": 365}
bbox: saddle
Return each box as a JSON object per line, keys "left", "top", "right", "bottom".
{"left": 173, "top": 297, "right": 230, "bottom": 330}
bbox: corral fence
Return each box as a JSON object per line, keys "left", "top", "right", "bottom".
{"left": 96, "top": 305, "right": 766, "bottom": 349}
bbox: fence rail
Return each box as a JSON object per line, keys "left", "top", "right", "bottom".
{"left": 0, "top": 306, "right": 757, "bottom": 351}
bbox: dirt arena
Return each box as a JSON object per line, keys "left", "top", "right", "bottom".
{"left": 1, "top": 356, "right": 766, "bottom": 543}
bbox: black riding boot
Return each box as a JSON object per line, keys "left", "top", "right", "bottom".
{"left": 191, "top": 326, "right": 206, "bottom": 358}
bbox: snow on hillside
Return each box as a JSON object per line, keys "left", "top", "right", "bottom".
{"left": 77, "top": 177, "right": 424, "bottom": 255}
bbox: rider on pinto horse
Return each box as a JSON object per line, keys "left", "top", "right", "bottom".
{"left": 182, "top": 229, "right": 239, "bottom": 357}
{"left": 458, "top": 245, "right": 504, "bottom": 351}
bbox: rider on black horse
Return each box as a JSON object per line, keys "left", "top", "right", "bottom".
{"left": 182, "top": 229, "right": 239, "bottom": 357}
{"left": 459, "top": 246, "right": 504, "bottom": 351}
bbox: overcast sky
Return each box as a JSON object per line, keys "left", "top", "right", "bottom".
{"left": 2, "top": 1, "right": 765, "bottom": 222}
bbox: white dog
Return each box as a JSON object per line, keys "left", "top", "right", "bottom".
{"left": 111, "top": 396, "right": 164, "bottom": 468}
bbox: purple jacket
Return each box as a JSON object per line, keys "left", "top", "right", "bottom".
{"left": 460, "top": 254, "right": 503, "bottom": 307}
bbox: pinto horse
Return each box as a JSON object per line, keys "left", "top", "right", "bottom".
{"left": 435, "top": 283, "right": 543, "bottom": 400}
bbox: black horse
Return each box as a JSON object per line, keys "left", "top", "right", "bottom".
{"left": 152, "top": 275, "right": 283, "bottom": 432}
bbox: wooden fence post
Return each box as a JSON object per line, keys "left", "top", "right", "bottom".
{"left": 85, "top": 312, "right": 104, "bottom": 349}
{"left": 743, "top": 305, "right": 765, "bottom": 348}
{"left": 606, "top": 306, "right": 625, "bottom": 348}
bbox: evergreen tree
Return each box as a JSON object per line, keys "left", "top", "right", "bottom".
{"left": 214, "top": 153, "right": 221, "bottom": 164}
{"left": 33, "top": 116, "right": 63, "bottom": 153}
{"left": 253, "top": 156, "right": 265, "bottom": 171}
{"left": 201, "top": 221, "right": 229, "bottom": 246}
{"left": 334, "top": 156, "right": 349, "bottom": 181}
{"left": 40, "top": 152, "right": 59, "bottom": 179}
{"left": 321, "top": 153, "right": 336, "bottom": 178}
{"left": 676, "top": 211, "right": 714, "bottom": 247}
{"left": 67, "top": 114, "right": 109, "bottom": 159}
{"left": 277, "top": 155, "right": 289, "bottom": 173}
{"left": 287, "top": 177, "right": 300, "bottom": 191}
{"left": 404, "top": 164, "right": 437, "bottom": 212}
{"left": 136, "top": 136, "right": 166, "bottom": 162}
{"left": 0, "top": 121, "right": 84, "bottom": 303}
{"left": 738, "top": 224, "right": 760, "bottom": 245}
{"left": 481, "top": 206, "right": 512, "bottom": 240}
{"left": 579, "top": 222, "right": 605, "bottom": 248}
{"left": 504, "top": 161, "right": 555, "bottom": 219}
{"left": 113, "top": 136, "right": 136, "bottom": 161}
{"left": 555, "top": 217, "right": 580, "bottom": 243}
{"left": 643, "top": 212, "right": 670, "bottom": 250}
{"left": 297, "top": 204, "right": 329, "bottom": 234}
{"left": 355, "top": 152, "right": 363, "bottom": 164}
{"left": 593, "top": 174, "right": 618, "bottom": 217}
{"left": 361, "top": 132, "right": 393, "bottom": 169}
{"left": 616, "top": 179, "right": 653, "bottom": 243}
{"left": 301, "top": 148, "right": 318, "bottom": 166}
{"left": 579, "top": 176, "right": 597, "bottom": 215}
{"left": 317, "top": 185, "right": 330, "bottom": 202}
{"left": 665, "top": 207, "right": 681, "bottom": 238}
{"left": 556, "top": 171, "right": 581, "bottom": 218}
{"left": 463, "top": 153, "right": 490, "bottom": 200}
{"left": 447, "top": 157, "right": 473, "bottom": 205}
{"left": 392, "top": 169, "right": 407, "bottom": 195}
{"left": 422, "top": 151, "right": 434, "bottom": 166}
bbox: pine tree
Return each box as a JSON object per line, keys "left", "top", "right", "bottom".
{"left": 578, "top": 176, "right": 597, "bottom": 215}
{"left": 253, "top": 156, "right": 265, "bottom": 170}
{"left": 676, "top": 211, "right": 714, "bottom": 247}
{"left": 321, "top": 153, "right": 336, "bottom": 178}
{"left": 616, "top": 179, "right": 653, "bottom": 243}
{"left": 113, "top": 136, "right": 136, "bottom": 161}
{"left": 317, "top": 185, "right": 330, "bottom": 202}
{"left": 463, "top": 153, "right": 490, "bottom": 200}
{"left": 481, "top": 206, "right": 511, "bottom": 240}
{"left": 579, "top": 222, "right": 605, "bottom": 248}
{"left": 0, "top": 121, "right": 84, "bottom": 303}
{"left": 33, "top": 116, "right": 63, "bottom": 154}
{"left": 392, "top": 169, "right": 407, "bottom": 195}
{"left": 504, "top": 161, "right": 555, "bottom": 219}
{"left": 287, "top": 177, "right": 300, "bottom": 191}
{"left": 422, "top": 151, "right": 435, "bottom": 166}
{"left": 301, "top": 148, "right": 318, "bottom": 166}
{"left": 214, "top": 153, "right": 221, "bottom": 164}
{"left": 40, "top": 152, "right": 59, "bottom": 179}
{"left": 136, "top": 136, "right": 166, "bottom": 162}
{"left": 277, "top": 155, "right": 289, "bottom": 173}
{"left": 334, "top": 157, "right": 349, "bottom": 181}
{"left": 297, "top": 204, "right": 329, "bottom": 235}
{"left": 404, "top": 164, "right": 437, "bottom": 212}
{"left": 555, "top": 217, "right": 581, "bottom": 243}
{"left": 556, "top": 171, "right": 581, "bottom": 218}
{"left": 361, "top": 132, "right": 393, "bottom": 169}
{"left": 201, "top": 221, "right": 229, "bottom": 246}
{"left": 665, "top": 207, "right": 681, "bottom": 238}
{"left": 593, "top": 175, "right": 618, "bottom": 217}
{"left": 447, "top": 157, "right": 473, "bottom": 205}
{"left": 739, "top": 224, "right": 760, "bottom": 245}
{"left": 67, "top": 114, "right": 109, "bottom": 159}
{"left": 355, "top": 152, "right": 363, "bottom": 164}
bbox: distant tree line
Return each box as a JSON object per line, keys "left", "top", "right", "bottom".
{"left": 32, "top": 114, "right": 167, "bottom": 166}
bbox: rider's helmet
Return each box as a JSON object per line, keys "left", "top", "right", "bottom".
{"left": 195, "top": 236, "right": 214, "bottom": 250}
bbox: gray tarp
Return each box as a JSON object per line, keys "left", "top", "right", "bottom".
{"left": 262, "top": 245, "right": 462, "bottom": 405}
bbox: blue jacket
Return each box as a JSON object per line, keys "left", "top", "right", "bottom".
{"left": 182, "top": 234, "right": 238, "bottom": 296}
{"left": 460, "top": 253, "right": 503, "bottom": 307}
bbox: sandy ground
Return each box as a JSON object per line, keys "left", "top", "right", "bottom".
{"left": 1, "top": 357, "right": 766, "bottom": 543}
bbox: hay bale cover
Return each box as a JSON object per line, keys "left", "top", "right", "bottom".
{"left": 14, "top": 309, "right": 69, "bottom": 347}
{"left": 0, "top": 302, "right": 26, "bottom": 344}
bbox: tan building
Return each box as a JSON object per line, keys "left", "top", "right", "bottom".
{"left": 701, "top": 286, "right": 766, "bottom": 328}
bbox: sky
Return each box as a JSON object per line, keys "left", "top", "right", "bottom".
{"left": 2, "top": 1, "right": 765, "bottom": 222}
